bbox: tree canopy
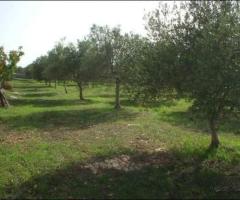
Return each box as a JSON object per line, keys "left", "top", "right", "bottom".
{"left": 28, "top": 1, "right": 240, "bottom": 148}
{"left": 144, "top": 1, "right": 240, "bottom": 147}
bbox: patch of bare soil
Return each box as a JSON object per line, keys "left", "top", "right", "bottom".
{"left": 0, "top": 133, "right": 33, "bottom": 144}
{"left": 77, "top": 151, "right": 172, "bottom": 174}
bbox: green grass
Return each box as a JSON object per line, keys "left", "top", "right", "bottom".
{"left": 0, "top": 78, "right": 240, "bottom": 199}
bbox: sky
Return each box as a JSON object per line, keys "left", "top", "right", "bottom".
{"left": 0, "top": 1, "right": 160, "bottom": 67}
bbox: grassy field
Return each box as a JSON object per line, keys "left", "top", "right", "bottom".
{"left": 0, "top": 78, "right": 240, "bottom": 199}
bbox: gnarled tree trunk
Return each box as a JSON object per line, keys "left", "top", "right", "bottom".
{"left": 0, "top": 88, "right": 10, "bottom": 107}
{"left": 115, "top": 77, "right": 121, "bottom": 109}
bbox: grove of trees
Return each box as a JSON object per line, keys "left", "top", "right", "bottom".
{"left": 21, "top": 1, "right": 240, "bottom": 148}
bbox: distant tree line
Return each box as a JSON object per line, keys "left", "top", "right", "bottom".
{"left": 13, "top": 1, "right": 240, "bottom": 148}
{"left": 15, "top": 66, "right": 32, "bottom": 79}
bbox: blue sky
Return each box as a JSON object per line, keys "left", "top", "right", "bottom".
{"left": 0, "top": 1, "right": 159, "bottom": 67}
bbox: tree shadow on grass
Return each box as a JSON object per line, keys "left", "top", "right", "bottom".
{"left": 3, "top": 148, "right": 236, "bottom": 199}
{"left": 3, "top": 151, "right": 174, "bottom": 199}
{"left": 21, "top": 92, "right": 58, "bottom": 98}
{"left": 141, "top": 99, "right": 178, "bottom": 109}
{"left": 14, "top": 88, "right": 48, "bottom": 93}
{"left": 158, "top": 111, "right": 205, "bottom": 130}
{"left": 106, "top": 99, "right": 137, "bottom": 107}
{"left": 2, "top": 107, "right": 137, "bottom": 131}
{"left": 221, "top": 116, "right": 240, "bottom": 135}
{"left": 88, "top": 93, "right": 115, "bottom": 98}
{"left": 14, "top": 85, "right": 49, "bottom": 89}
{"left": 107, "top": 99, "right": 178, "bottom": 108}
{"left": 10, "top": 98, "right": 95, "bottom": 108}
{"left": 13, "top": 78, "right": 34, "bottom": 82}
{"left": 159, "top": 111, "right": 240, "bottom": 135}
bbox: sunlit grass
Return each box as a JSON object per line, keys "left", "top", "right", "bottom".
{"left": 0, "top": 79, "right": 239, "bottom": 199}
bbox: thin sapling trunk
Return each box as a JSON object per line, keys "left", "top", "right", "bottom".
{"left": 77, "top": 81, "right": 84, "bottom": 100}
{"left": 64, "top": 81, "right": 68, "bottom": 94}
{"left": 209, "top": 117, "right": 220, "bottom": 148}
{"left": 115, "top": 77, "right": 121, "bottom": 109}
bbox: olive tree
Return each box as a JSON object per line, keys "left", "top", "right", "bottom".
{"left": 64, "top": 42, "right": 86, "bottom": 100}
{"left": 32, "top": 55, "right": 50, "bottom": 85}
{"left": 89, "top": 24, "right": 146, "bottom": 109}
{"left": 63, "top": 39, "right": 103, "bottom": 100}
{"left": 145, "top": 1, "right": 240, "bottom": 148}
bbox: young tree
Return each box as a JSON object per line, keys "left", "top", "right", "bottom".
{"left": 40, "top": 38, "right": 72, "bottom": 90}
{"left": 46, "top": 40, "right": 65, "bottom": 88}
{"left": 88, "top": 24, "right": 120, "bottom": 108}
{"left": 112, "top": 32, "right": 151, "bottom": 102}
{"left": 62, "top": 42, "right": 83, "bottom": 99}
{"left": 89, "top": 24, "right": 144, "bottom": 109}
{"left": 24, "top": 64, "right": 33, "bottom": 79}
{"left": 63, "top": 40, "right": 101, "bottom": 100}
{"left": 0, "top": 46, "right": 24, "bottom": 107}
{"left": 32, "top": 55, "right": 49, "bottom": 84}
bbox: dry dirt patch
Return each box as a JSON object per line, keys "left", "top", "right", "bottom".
{"left": 1, "top": 133, "right": 33, "bottom": 144}
{"left": 78, "top": 151, "right": 172, "bottom": 174}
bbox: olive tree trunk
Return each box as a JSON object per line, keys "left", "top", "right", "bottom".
{"left": 77, "top": 81, "right": 84, "bottom": 100}
{"left": 115, "top": 77, "right": 121, "bottom": 109}
{"left": 209, "top": 118, "right": 220, "bottom": 148}
{"left": 0, "top": 88, "right": 10, "bottom": 107}
{"left": 64, "top": 81, "right": 68, "bottom": 94}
